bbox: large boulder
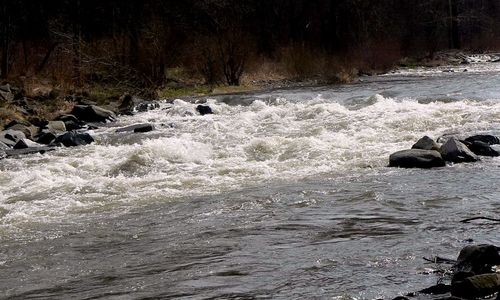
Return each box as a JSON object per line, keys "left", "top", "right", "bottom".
{"left": 53, "top": 131, "right": 94, "bottom": 147}
{"left": 115, "top": 123, "right": 154, "bottom": 133}
{"left": 440, "top": 138, "right": 479, "bottom": 163}
{"left": 412, "top": 136, "right": 440, "bottom": 151}
{"left": 389, "top": 149, "right": 446, "bottom": 168}
{"left": 4, "top": 122, "right": 35, "bottom": 139}
{"left": 463, "top": 140, "right": 500, "bottom": 157}
{"left": 71, "top": 105, "right": 116, "bottom": 123}
{"left": 464, "top": 134, "right": 500, "bottom": 145}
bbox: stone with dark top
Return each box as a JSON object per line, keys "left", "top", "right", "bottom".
{"left": 13, "top": 139, "right": 42, "bottom": 149}
{"left": 464, "top": 134, "right": 500, "bottom": 145}
{"left": 196, "top": 105, "right": 213, "bottom": 115}
{"left": 0, "top": 130, "right": 26, "bottom": 147}
{"left": 71, "top": 105, "right": 116, "bottom": 123}
{"left": 116, "top": 123, "right": 154, "bottom": 133}
{"left": 53, "top": 131, "right": 95, "bottom": 147}
{"left": 389, "top": 149, "right": 446, "bottom": 168}
{"left": 463, "top": 140, "right": 500, "bottom": 157}
{"left": 452, "top": 244, "right": 500, "bottom": 279}
{"left": 440, "top": 138, "right": 479, "bottom": 163}
{"left": 136, "top": 102, "right": 160, "bottom": 112}
{"left": 412, "top": 136, "right": 440, "bottom": 151}
{"left": 118, "top": 93, "right": 135, "bottom": 115}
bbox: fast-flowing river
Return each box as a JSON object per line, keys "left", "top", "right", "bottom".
{"left": 1, "top": 61, "right": 500, "bottom": 299}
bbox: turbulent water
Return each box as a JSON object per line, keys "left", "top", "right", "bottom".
{"left": 2, "top": 62, "right": 500, "bottom": 299}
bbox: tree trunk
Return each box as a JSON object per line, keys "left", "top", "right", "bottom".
{"left": 0, "top": 1, "right": 10, "bottom": 79}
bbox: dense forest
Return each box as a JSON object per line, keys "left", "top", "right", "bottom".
{"left": 2, "top": 0, "right": 500, "bottom": 90}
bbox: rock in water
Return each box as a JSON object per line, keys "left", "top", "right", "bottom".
{"left": 35, "top": 131, "right": 57, "bottom": 145}
{"left": 136, "top": 102, "right": 160, "bottom": 112}
{"left": 389, "top": 149, "right": 446, "bottom": 168}
{"left": 71, "top": 105, "right": 116, "bottom": 123}
{"left": 13, "top": 138, "right": 43, "bottom": 149}
{"left": 55, "top": 114, "right": 84, "bottom": 130}
{"left": 412, "top": 136, "right": 440, "bottom": 151}
{"left": 453, "top": 244, "right": 500, "bottom": 278}
{"left": 196, "top": 105, "right": 213, "bottom": 115}
{"left": 451, "top": 274, "right": 500, "bottom": 299}
{"left": 116, "top": 123, "right": 154, "bottom": 133}
{"left": 463, "top": 140, "right": 500, "bottom": 157}
{"left": 440, "top": 138, "right": 479, "bottom": 163}
{"left": 118, "top": 93, "right": 135, "bottom": 115}
{"left": 5, "top": 146, "right": 56, "bottom": 157}
{"left": 53, "top": 131, "right": 95, "bottom": 147}
{"left": 464, "top": 134, "right": 500, "bottom": 145}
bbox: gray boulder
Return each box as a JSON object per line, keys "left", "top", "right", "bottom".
{"left": 440, "top": 138, "right": 479, "bottom": 163}
{"left": 71, "top": 105, "right": 116, "bottom": 123}
{"left": 45, "top": 121, "right": 67, "bottom": 134}
{"left": 389, "top": 149, "right": 446, "bottom": 168}
{"left": 0, "top": 130, "right": 26, "bottom": 147}
{"left": 116, "top": 123, "right": 154, "bottom": 133}
{"left": 412, "top": 136, "right": 440, "bottom": 151}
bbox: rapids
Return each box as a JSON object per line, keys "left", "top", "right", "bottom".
{"left": 1, "top": 62, "right": 500, "bottom": 299}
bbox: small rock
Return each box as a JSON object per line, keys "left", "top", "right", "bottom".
{"left": 464, "top": 135, "right": 500, "bottom": 145}
{"left": 55, "top": 114, "right": 84, "bottom": 131}
{"left": 412, "top": 136, "right": 440, "bottom": 151}
{"left": 118, "top": 93, "right": 135, "bottom": 115}
{"left": 389, "top": 149, "right": 446, "bottom": 168}
{"left": 53, "top": 131, "right": 95, "bottom": 147}
{"left": 136, "top": 102, "right": 160, "bottom": 112}
{"left": 440, "top": 138, "right": 479, "bottom": 163}
{"left": 4, "top": 123, "right": 34, "bottom": 139}
{"left": 45, "top": 121, "right": 67, "bottom": 134}
{"left": 196, "top": 105, "right": 213, "bottom": 115}
{"left": 71, "top": 105, "right": 116, "bottom": 123}
{"left": 35, "top": 131, "right": 57, "bottom": 145}
{"left": 116, "top": 123, "right": 154, "bottom": 133}
{"left": 13, "top": 138, "right": 42, "bottom": 149}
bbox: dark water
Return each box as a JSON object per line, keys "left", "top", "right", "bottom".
{"left": 2, "top": 65, "right": 500, "bottom": 299}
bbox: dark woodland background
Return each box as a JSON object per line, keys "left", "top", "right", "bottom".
{"left": 1, "top": 0, "right": 500, "bottom": 90}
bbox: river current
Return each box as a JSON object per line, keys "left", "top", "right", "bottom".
{"left": 1, "top": 61, "right": 500, "bottom": 299}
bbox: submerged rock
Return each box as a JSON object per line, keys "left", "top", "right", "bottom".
{"left": 5, "top": 146, "right": 56, "bottom": 157}
{"left": 116, "top": 123, "right": 154, "bottom": 133}
{"left": 71, "top": 105, "right": 116, "bottom": 123}
{"left": 196, "top": 105, "right": 213, "bottom": 115}
{"left": 389, "top": 149, "right": 446, "bottom": 168}
{"left": 412, "top": 136, "right": 440, "bottom": 151}
{"left": 440, "top": 138, "right": 479, "bottom": 163}
{"left": 451, "top": 273, "right": 500, "bottom": 299}
{"left": 136, "top": 102, "right": 160, "bottom": 112}
{"left": 53, "top": 131, "right": 95, "bottom": 147}
{"left": 118, "top": 93, "right": 135, "bottom": 115}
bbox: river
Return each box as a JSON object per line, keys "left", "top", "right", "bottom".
{"left": 1, "top": 61, "right": 500, "bottom": 299}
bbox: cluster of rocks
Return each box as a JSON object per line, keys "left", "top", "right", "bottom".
{"left": 396, "top": 244, "right": 500, "bottom": 300}
{"left": 389, "top": 135, "right": 500, "bottom": 168}
{"left": 1, "top": 85, "right": 215, "bottom": 159}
